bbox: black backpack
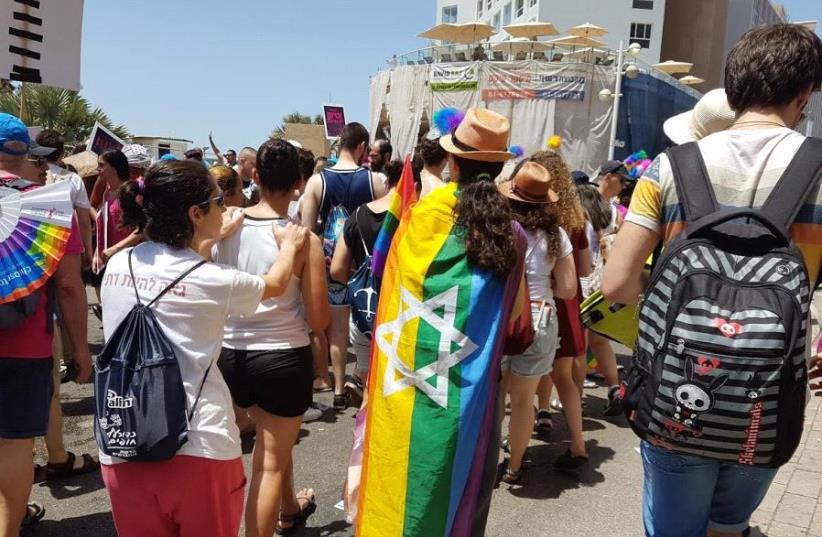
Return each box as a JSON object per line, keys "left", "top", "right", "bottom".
{"left": 346, "top": 207, "right": 379, "bottom": 338}
{"left": 94, "top": 248, "right": 207, "bottom": 461}
{"left": 622, "top": 138, "right": 822, "bottom": 468}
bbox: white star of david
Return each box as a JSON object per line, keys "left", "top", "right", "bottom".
{"left": 375, "top": 285, "right": 478, "bottom": 409}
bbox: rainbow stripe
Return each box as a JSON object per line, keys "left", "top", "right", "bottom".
{"left": 371, "top": 155, "right": 417, "bottom": 278}
{"left": 356, "top": 182, "right": 524, "bottom": 537}
{"left": 0, "top": 217, "right": 70, "bottom": 303}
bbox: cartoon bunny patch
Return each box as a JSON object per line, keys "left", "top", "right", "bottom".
{"left": 667, "top": 358, "right": 729, "bottom": 437}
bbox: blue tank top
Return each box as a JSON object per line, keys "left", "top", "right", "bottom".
{"left": 319, "top": 167, "right": 375, "bottom": 228}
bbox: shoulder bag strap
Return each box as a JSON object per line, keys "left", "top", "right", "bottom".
{"left": 666, "top": 142, "right": 720, "bottom": 223}
{"left": 759, "top": 137, "right": 822, "bottom": 232}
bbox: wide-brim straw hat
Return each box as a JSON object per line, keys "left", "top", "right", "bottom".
{"left": 663, "top": 88, "right": 736, "bottom": 145}
{"left": 439, "top": 108, "right": 515, "bottom": 162}
{"left": 498, "top": 161, "right": 558, "bottom": 204}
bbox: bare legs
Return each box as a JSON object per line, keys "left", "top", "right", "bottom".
{"left": 550, "top": 357, "right": 587, "bottom": 457}
{"left": 0, "top": 438, "right": 34, "bottom": 537}
{"left": 502, "top": 372, "right": 542, "bottom": 472}
{"left": 589, "top": 332, "right": 619, "bottom": 388}
{"left": 328, "top": 307, "right": 350, "bottom": 397}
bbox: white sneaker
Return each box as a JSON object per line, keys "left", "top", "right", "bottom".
{"left": 303, "top": 404, "right": 323, "bottom": 422}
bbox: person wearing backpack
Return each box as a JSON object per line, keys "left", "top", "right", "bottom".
{"left": 329, "top": 159, "right": 404, "bottom": 400}
{"left": 603, "top": 25, "right": 822, "bottom": 537}
{"left": 98, "top": 160, "right": 308, "bottom": 537}
{"left": 300, "top": 122, "right": 386, "bottom": 410}
{"left": 212, "top": 139, "right": 329, "bottom": 537}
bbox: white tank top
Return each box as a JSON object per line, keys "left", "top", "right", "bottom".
{"left": 213, "top": 216, "right": 310, "bottom": 350}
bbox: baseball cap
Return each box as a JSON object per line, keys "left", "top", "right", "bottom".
{"left": 122, "top": 144, "right": 152, "bottom": 169}
{"left": 570, "top": 170, "right": 590, "bottom": 186}
{"left": 0, "top": 113, "right": 54, "bottom": 157}
{"left": 159, "top": 153, "right": 177, "bottom": 161}
{"left": 596, "top": 160, "right": 633, "bottom": 183}
{"left": 663, "top": 88, "right": 736, "bottom": 145}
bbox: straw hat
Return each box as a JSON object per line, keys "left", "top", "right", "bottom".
{"left": 439, "top": 108, "right": 515, "bottom": 162}
{"left": 498, "top": 162, "right": 558, "bottom": 204}
{"left": 663, "top": 88, "right": 736, "bottom": 145}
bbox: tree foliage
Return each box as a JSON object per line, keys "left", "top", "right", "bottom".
{"left": 0, "top": 83, "right": 129, "bottom": 147}
{"left": 271, "top": 111, "right": 324, "bottom": 138}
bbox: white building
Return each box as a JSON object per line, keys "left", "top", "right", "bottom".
{"left": 130, "top": 135, "right": 193, "bottom": 161}
{"left": 435, "top": 0, "right": 666, "bottom": 63}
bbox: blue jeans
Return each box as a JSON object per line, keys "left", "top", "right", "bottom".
{"left": 641, "top": 441, "right": 777, "bottom": 536}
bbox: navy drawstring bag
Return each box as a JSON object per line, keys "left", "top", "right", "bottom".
{"left": 94, "top": 248, "right": 208, "bottom": 461}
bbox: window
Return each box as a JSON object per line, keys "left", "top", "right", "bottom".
{"left": 632, "top": 0, "right": 654, "bottom": 8}
{"left": 486, "top": 0, "right": 492, "bottom": 11}
{"left": 493, "top": 12, "right": 501, "bottom": 32}
{"left": 442, "top": 5, "right": 458, "bottom": 23}
{"left": 515, "top": 0, "right": 524, "bottom": 17}
{"left": 529, "top": 0, "right": 537, "bottom": 6}
{"left": 629, "top": 22, "right": 652, "bottom": 48}
{"left": 503, "top": 3, "right": 512, "bottom": 25}
{"left": 477, "top": 0, "right": 483, "bottom": 16}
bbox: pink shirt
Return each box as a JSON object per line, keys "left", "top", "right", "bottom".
{"left": 96, "top": 190, "right": 132, "bottom": 260}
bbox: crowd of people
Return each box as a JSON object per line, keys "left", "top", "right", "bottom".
{"left": 1, "top": 22, "right": 821, "bottom": 537}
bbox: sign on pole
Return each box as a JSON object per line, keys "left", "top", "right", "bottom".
{"left": 0, "top": 0, "right": 84, "bottom": 91}
{"left": 322, "top": 104, "right": 346, "bottom": 140}
{"left": 87, "top": 122, "right": 124, "bottom": 155}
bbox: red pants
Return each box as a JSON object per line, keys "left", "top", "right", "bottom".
{"left": 102, "top": 455, "right": 246, "bottom": 537}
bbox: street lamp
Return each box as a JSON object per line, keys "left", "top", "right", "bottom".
{"left": 600, "top": 40, "right": 643, "bottom": 159}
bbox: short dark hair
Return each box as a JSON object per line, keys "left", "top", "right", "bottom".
{"left": 256, "top": 138, "right": 300, "bottom": 193}
{"left": 297, "top": 148, "right": 315, "bottom": 180}
{"left": 36, "top": 129, "right": 64, "bottom": 161}
{"left": 100, "top": 150, "right": 130, "bottom": 181}
{"left": 418, "top": 137, "right": 447, "bottom": 167}
{"left": 725, "top": 24, "right": 822, "bottom": 112}
{"left": 226, "top": 149, "right": 236, "bottom": 157}
{"left": 184, "top": 148, "right": 204, "bottom": 161}
{"left": 120, "top": 161, "right": 215, "bottom": 249}
{"left": 383, "top": 159, "right": 404, "bottom": 189}
{"left": 210, "top": 164, "right": 239, "bottom": 192}
{"left": 339, "top": 122, "right": 369, "bottom": 152}
{"left": 375, "top": 139, "right": 392, "bottom": 157}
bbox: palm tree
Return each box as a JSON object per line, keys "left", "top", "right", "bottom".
{"left": 0, "top": 83, "right": 129, "bottom": 147}
{"left": 271, "top": 112, "right": 324, "bottom": 138}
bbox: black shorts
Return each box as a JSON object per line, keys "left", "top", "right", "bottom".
{"left": 0, "top": 358, "right": 54, "bottom": 439}
{"left": 218, "top": 346, "right": 313, "bottom": 418}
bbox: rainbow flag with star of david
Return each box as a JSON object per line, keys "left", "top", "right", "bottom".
{"left": 355, "top": 181, "right": 525, "bottom": 537}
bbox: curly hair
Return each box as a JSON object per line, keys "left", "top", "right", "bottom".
{"left": 509, "top": 200, "right": 560, "bottom": 260}
{"left": 528, "top": 150, "right": 586, "bottom": 233}
{"left": 452, "top": 156, "right": 516, "bottom": 277}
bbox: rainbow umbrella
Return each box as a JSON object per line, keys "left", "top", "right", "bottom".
{"left": 0, "top": 180, "right": 73, "bottom": 303}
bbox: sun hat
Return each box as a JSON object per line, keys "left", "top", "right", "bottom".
{"left": 0, "top": 113, "right": 54, "bottom": 157}
{"left": 122, "top": 144, "right": 152, "bottom": 169}
{"left": 498, "top": 162, "right": 559, "bottom": 205}
{"left": 439, "top": 108, "right": 515, "bottom": 162}
{"left": 663, "top": 88, "right": 736, "bottom": 145}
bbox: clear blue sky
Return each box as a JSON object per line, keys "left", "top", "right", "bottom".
{"left": 80, "top": 0, "right": 819, "bottom": 153}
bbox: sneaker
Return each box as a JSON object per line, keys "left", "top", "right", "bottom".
{"left": 534, "top": 410, "right": 552, "bottom": 436}
{"left": 333, "top": 393, "right": 350, "bottom": 411}
{"left": 553, "top": 449, "right": 588, "bottom": 471}
{"left": 550, "top": 399, "right": 563, "bottom": 411}
{"left": 303, "top": 403, "right": 324, "bottom": 422}
{"left": 344, "top": 376, "right": 364, "bottom": 407}
{"left": 604, "top": 386, "right": 623, "bottom": 417}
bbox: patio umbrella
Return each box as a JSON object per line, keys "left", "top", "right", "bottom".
{"left": 568, "top": 22, "right": 608, "bottom": 38}
{"left": 450, "top": 21, "right": 497, "bottom": 43}
{"left": 418, "top": 23, "right": 458, "bottom": 41}
{"left": 548, "top": 35, "right": 608, "bottom": 48}
{"left": 652, "top": 60, "right": 693, "bottom": 74}
{"left": 678, "top": 75, "right": 705, "bottom": 85}
{"left": 503, "top": 22, "right": 560, "bottom": 39}
{"left": 563, "top": 47, "right": 609, "bottom": 59}
{"left": 491, "top": 38, "right": 549, "bottom": 57}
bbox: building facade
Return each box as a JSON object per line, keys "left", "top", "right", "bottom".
{"left": 435, "top": 0, "right": 666, "bottom": 62}
{"left": 660, "top": 0, "right": 788, "bottom": 90}
{"left": 131, "top": 136, "right": 192, "bottom": 161}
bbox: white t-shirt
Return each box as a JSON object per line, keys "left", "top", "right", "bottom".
{"left": 48, "top": 163, "right": 90, "bottom": 209}
{"left": 213, "top": 217, "right": 310, "bottom": 350}
{"left": 100, "top": 242, "right": 265, "bottom": 464}
{"left": 524, "top": 227, "right": 573, "bottom": 304}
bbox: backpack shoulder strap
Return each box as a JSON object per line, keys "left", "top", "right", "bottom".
{"left": 145, "top": 257, "right": 207, "bottom": 308}
{"left": 127, "top": 248, "right": 142, "bottom": 306}
{"left": 665, "top": 142, "right": 720, "bottom": 223}
{"left": 355, "top": 206, "right": 371, "bottom": 257}
{"left": 760, "top": 137, "right": 822, "bottom": 232}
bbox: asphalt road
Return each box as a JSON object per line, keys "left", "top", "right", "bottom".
{"left": 29, "top": 306, "right": 647, "bottom": 537}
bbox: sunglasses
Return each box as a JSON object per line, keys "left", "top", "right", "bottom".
{"left": 198, "top": 194, "right": 225, "bottom": 209}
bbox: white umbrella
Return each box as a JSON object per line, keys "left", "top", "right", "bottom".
{"left": 450, "top": 21, "right": 497, "bottom": 43}
{"left": 653, "top": 60, "right": 694, "bottom": 74}
{"left": 418, "top": 23, "right": 457, "bottom": 41}
{"left": 548, "top": 35, "right": 608, "bottom": 48}
{"left": 678, "top": 75, "right": 705, "bottom": 85}
{"left": 491, "top": 39, "right": 549, "bottom": 57}
{"left": 503, "top": 22, "right": 560, "bottom": 39}
{"left": 568, "top": 22, "right": 608, "bottom": 38}
{"left": 563, "top": 47, "right": 609, "bottom": 59}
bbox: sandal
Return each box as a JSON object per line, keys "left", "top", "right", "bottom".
{"left": 20, "top": 502, "right": 45, "bottom": 535}
{"left": 333, "top": 393, "right": 350, "bottom": 411}
{"left": 313, "top": 378, "right": 333, "bottom": 393}
{"left": 45, "top": 451, "right": 100, "bottom": 481}
{"left": 502, "top": 467, "right": 522, "bottom": 484}
{"left": 553, "top": 449, "right": 589, "bottom": 472}
{"left": 276, "top": 489, "right": 317, "bottom": 535}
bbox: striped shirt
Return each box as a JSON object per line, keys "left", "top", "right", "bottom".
{"left": 626, "top": 128, "right": 822, "bottom": 285}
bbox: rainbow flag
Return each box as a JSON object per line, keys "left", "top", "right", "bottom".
{"left": 371, "top": 155, "right": 417, "bottom": 278}
{"left": 356, "top": 182, "right": 525, "bottom": 537}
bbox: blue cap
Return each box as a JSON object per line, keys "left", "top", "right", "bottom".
{"left": 0, "top": 113, "right": 54, "bottom": 157}
{"left": 159, "top": 153, "right": 177, "bottom": 161}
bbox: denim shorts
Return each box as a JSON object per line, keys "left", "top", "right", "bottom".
{"left": 0, "top": 357, "right": 54, "bottom": 439}
{"left": 501, "top": 304, "right": 558, "bottom": 378}
{"left": 641, "top": 441, "right": 777, "bottom": 536}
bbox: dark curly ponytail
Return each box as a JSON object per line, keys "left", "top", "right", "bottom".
{"left": 452, "top": 155, "right": 517, "bottom": 276}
